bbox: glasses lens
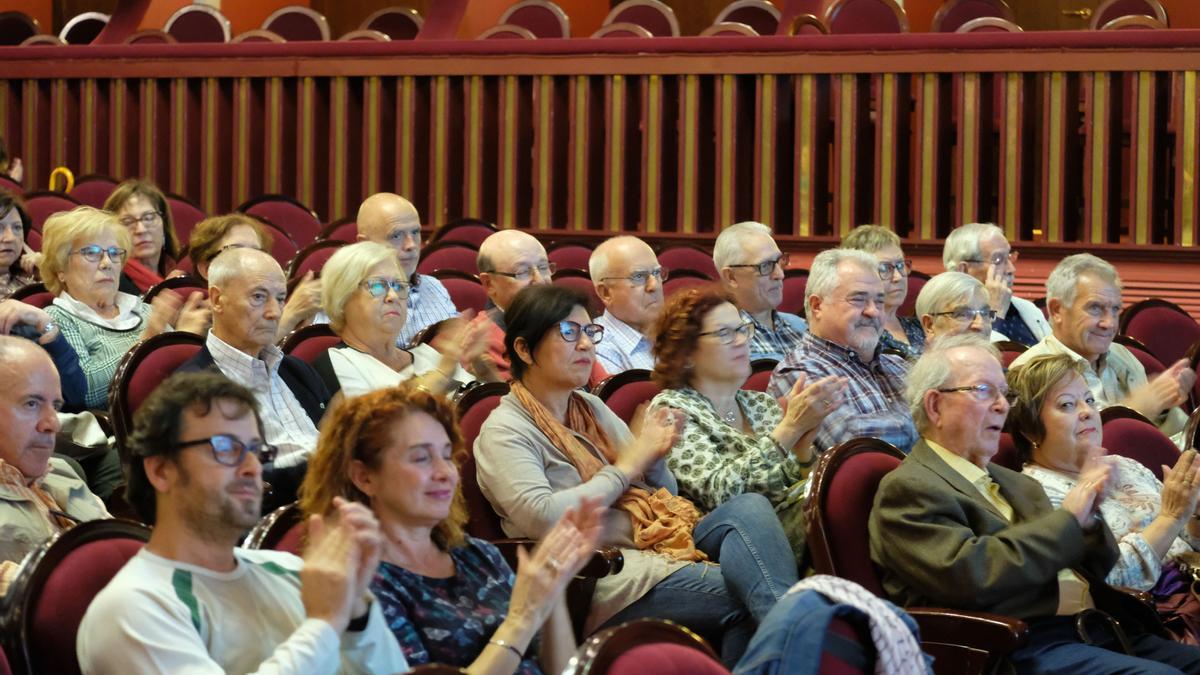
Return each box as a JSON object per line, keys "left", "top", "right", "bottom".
{"left": 582, "top": 324, "right": 604, "bottom": 343}
{"left": 559, "top": 320, "right": 580, "bottom": 342}
{"left": 249, "top": 442, "right": 277, "bottom": 464}
{"left": 210, "top": 435, "right": 244, "bottom": 466}
{"left": 79, "top": 245, "right": 102, "bottom": 261}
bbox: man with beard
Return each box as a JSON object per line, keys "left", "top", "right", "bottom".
{"left": 78, "top": 371, "right": 407, "bottom": 674}
{"left": 590, "top": 236, "right": 664, "bottom": 373}
{"left": 768, "top": 248, "right": 917, "bottom": 454}
{"left": 1011, "top": 253, "right": 1195, "bottom": 447}
{"left": 714, "top": 221, "right": 808, "bottom": 362}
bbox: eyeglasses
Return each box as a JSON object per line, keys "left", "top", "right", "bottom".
{"left": 930, "top": 307, "right": 996, "bottom": 323}
{"left": 71, "top": 245, "right": 127, "bottom": 264}
{"left": 558, "top": 320, "right": 604, "bottom": 344}
{"left": 727, "top": 253, "right": 789, "bottom": 277}
{"left": 698, "top": 320, "right": 755, "bottom": 345}
{"left": 936, "top": 383, "right": 1018, "bottom": 406}
{"left": 360, "top": 277, "right": 412, "bottom": 299}
{"left": 965, "top": 250, "right": 1019, "bottom": 267}
{"left": 876, "top": 259, "right": 913, "bottom": 280}
{"left": 490, "top": 262, "right": 556, "bottom": 282}
{"left": 118, "top": 211, "right": 162, "bottom": 229}
{"left": 601, "top": 267, "right": 669, "bottom": 286}
{"left": 174, "top": 434, "right": 278, "bottom": 467}
{"left": 218, "top": 242, "right": 261, "bottom": 255}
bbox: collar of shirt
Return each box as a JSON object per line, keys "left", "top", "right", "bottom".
{"left": 53, "top": 291, "right": 143, "bottom": 330}
{"left": 596, "top": 310, "right": 652, "bottom": 352}
{"left": 1039, "top": 334, "right": 1109, "bottom": 374}
{"left": 0, "top": 459, "right": 34, "bottom": 491}
{"left": 206, "top": 330, "right": 283, "bottom": 383}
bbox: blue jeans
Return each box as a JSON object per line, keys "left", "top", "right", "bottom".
{"left": 1010, "top": 616, "right": 1200, "bottom": 674}
{"left": 599, "top": 493, "right": 800, "bottom": 667}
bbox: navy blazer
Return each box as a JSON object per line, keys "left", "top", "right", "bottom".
{"left": 178, "top": 346, "right": 331, "bottom": 427}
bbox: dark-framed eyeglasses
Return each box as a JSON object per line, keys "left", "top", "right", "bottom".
{"left": 601, "top": 267, "right": 669, "bottom": 286}
{"left": 698, "top": 320, "right": 755, "bottom": 345}
{"left": 728, "top": 253, "right": 789, "bottom": 277}
{"left": 936, "top": 383, "right": 1018, "bottom": 406}
{"left": 965, "top": 250, "right": 1019, "bottom": 267}
{"left": 360, "top": 277, "right": 411, "bottom": 299}
{"left": 490, "top": 262, "right": 556, "bottom": 282}
{"left": 118, "top": 211, "right": 163, "bottom": 229}
{"left": 558, "top": 320, "right": 604, "bottom": 344}
{"left": 174, "top": 434, "right": 278, "bottom": 467}
{"left": 930, "top": 307, "right": 996, "bottom": 323}
{"left": 71, "top": 245, "right": 127, "bottom": 264}
{"left": 876, "top": 259, "right": 913, "bottom": 280}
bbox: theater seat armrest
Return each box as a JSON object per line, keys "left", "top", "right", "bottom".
{"left": 491, "top": 539, "right": 624, "bottom": 578}
{"left": 909, "top": 607, "right": 1029, "bottom": 656}
{"left": 1116, "top": 586, "right": 1155, "bottom": 609}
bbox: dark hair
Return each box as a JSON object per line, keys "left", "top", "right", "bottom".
{"left": 651, "top": 285, "right": 731, "bottom": 389}
{"left": 0, "top": 191, "right": 31, "bottom": 280}
{"left": 125, "top": 371, "right": 263, "bottom": 524}
{"left": 103, "top": 179, "right": 181, "bottom": 274}
{"left": 1005, "top": 354, "right": 1087, "bottom": 465}
{"left": 503, "top": 284, "right": 589, "bottom": 382}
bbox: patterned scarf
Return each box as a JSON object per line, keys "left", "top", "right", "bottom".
{"left": 0, "top": 460, "right": 76, "bottom": 532}
{"left": 510, "top": 381, "right": 706, "bottom": 562}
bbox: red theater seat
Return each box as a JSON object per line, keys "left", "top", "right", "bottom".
{"left": 604, "top": 0, "right": 680, "bottom": 37}
{"left": 0, "top": 11, "right": 40, "bottom": 46}
{"left": 59, "top": 12, "right": 108, "bottom": 45}
{"left": 501, "top": 0, "right": 571, "bottom": 39}
{"left": 743, "top": 358, "right": 779, "bottom": 393}
{"left": 1102, "top": 414, "right": 1180, "bottom": 481}
{"left": 931, "top": 0, "right": 1016, "bottom": 33}
{"left": 823, "top": 0, "right": 909, "bottom": 33}
{"left": 716, "top": 0, "right": 781, "bottom": 36}
{"left": 164, "top": 4, "right": 230, "bottom": 43}
{"left": 10, "top": 283, "right": 54, "bottom": 309}
{"left": 455, "top": 382, "right": 511, "bottom": 540}
{"left": 1120, "top": 298, "right": 1200, "bottom": 367}
{"left": 109, "top": 332, "right": 206, "bottom": 461}
{"left": 142, "top": 275, "right": 209, "bottom": 305}
{"left": 419, "top": 241, "right": 480, "bottom": 276}
{"left": 23, "top": 192, "right": 82, "bottom": 231}
{"left": 263, "top": 6, "right": 331, "bottom": 42}
{"left": 594, "top": 369, "right": 661, "bottom": 426}
{"left": 1089, "top": 0, "right": 1168, "bottom": 29}
{"left": 361, "top": 7, "right": 423, "bottom": 40}
{"left": 287, "top": 239, "right": 345, "bottom": 281}
{"left": 244, "top": 502, "right": 306, "bottom": 555}
{"left": 547, "top": 243, "right": 592, "bottom": 271}
{"left": 572, "top": 620, "right": 723, "bottom": 675}
{"left": 432, "top": 270, "right": 488, "bottom": 313}
{"left": 239, "top": 194, "right": 322, "bottom": 246}
{"left": 280, "top": 323, "right": 339, "bottom": 367}
{"left": 166, "top": 193, "right": 208, "bottom": 245}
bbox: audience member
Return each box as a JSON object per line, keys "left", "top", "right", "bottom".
{"left": 841, "top": 224, "right": 924, "bottom": 358}
{"left": 590, "top": 236, "right": 663, "bottom": 374}
{"left": 0, "top": 298, "right": 86, "bottom": 411}
{"left": 78, "top": 371, "right": 408, "bottom": 674}
{"left": 943, "top": 222, "right": 1049, "bottom": 345}
{"left": 43, "top": 206, "right": 208, "bottom": 408}
{"left": 1009, "top": 353, "right": 1200, "bottom": 643}
{"left": 714, "top": 221, "right": 807, "bottom": 361}
{"left": 0, "top": 336, "right": 108, "bottom": 596}
{"left": 914, "top": 271, "right": 995, "bottom": 344}
{"left": 179, "top": 248, "right": 329, "bottom": 507}
{"left": 1010, "top": 254, "right": 1193, "bottom": 446}
{"left": 768, "top": 248, "right": 917, "bottom": 454}
{"left": 357, "top": 193, "right": 457, "bottom": 347}
{"left": 871, "top": 334, "right": 1200, "bottom": 673}
{"left": 649, "top": 287, "right": 844, "bottom": 559}
{"left": 474, "top": 284, "right": 799, "bottom": 667}
{"left": 300, "top": 384, "right": 604, "bottom": 673}
{"left": 0, "top": 136, "right": 22, "bottom": 183}
{"left": 311, "top": 241, "right": 494, "bottom": 399}
{"left": 103, "top": 179, "right": 184, "bottom": 294}
{"left": 0, "top": 192, "right": 35, "bottom": 299}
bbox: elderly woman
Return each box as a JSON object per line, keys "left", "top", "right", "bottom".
{"left": 42, "top": 206, "right": 209, "bottom": 408}
{"left": 914, "top": 271, "right": 996, "bottom": 344}
{"left": 0, "top": 192, "right": 35, "bottom": 298}
{"left": 841, "top": 224, "right": 925, "bottom": 358}
{"left": 1008, "top": 353, "right": 1200, "bottom": 642}
{"left": 311, "top": 241, "right": 495, "bottom": 399}
{"left": 103, "top": 179, "right": 183, "bottom": 294}
{"left": 474, "top": 284, "right": 800, "bottom": 667}
{"left": 300, "top": 385, "right": 602, "bottom": 674}
{"left": 648, "top": 286, "right": 844, "bottom": 558}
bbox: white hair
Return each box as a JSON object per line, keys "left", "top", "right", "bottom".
{"left": 713, "top": 221, "right": 773, "bottom": 271}
{"left": 1045, "top": 253, "right": 1121, "bottom": 308}
{"left": 321, "top": 241, "right": 399, "bottom": 332}
{"left": 906, "top": 333, "right": 1000, "bottom": 433}
{"left": 803, "top": 248, "right": 879, "bottom": 321}
{"left": 208, "top": 247, "right": 281, "bottom": 290}
{"left": 942, "top": 222, "right": 1005, "bottom": 271}
{"left": 914, "top": 271, "right": 987, "bottom": 319}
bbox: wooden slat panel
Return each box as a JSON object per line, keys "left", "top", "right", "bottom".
{"left": 954, "top": 73, "right": 980, "bottom": 228}
{"left": 328, "top": 77, "right": 350, "bottom": 222}
{"left": 1176, "top": 71, "right": 1198, "bottom": 248}
{"left": 715, "top": 73, "right": 737, "bottom": 229}
{"left": 1129, "top": 71, "right": 1155, "bottom": 245}
{"left": 603, "top": 75, "right": 626, "bottom": 232}
{"left": 677, "top": 74, "right": 700, "bottom": 235}
{"left": 912, "top": 73, "right": 942, "bottom": 241}
{"left": 641, "top": 74, "right": 663, "bottom": 233}
{"left": 463, "top": 75, "right": 484, "bottom": 218}
{"left": 496, "top": 75, "right": 518, "bottom": 229}
{"left": 997, "top": 72, "right": 1025, "bottom": 242}
{"left": 753, "top": 74, "right": 776, "bottom": 228}
{"left": 532, "top": 75, "right": 554, "bottom": 230}
{"left": 567, "top": 75, "right": 590, "bottom": 231}
{"left": 1082, "top": 72, "right": 1116, "bottom": 245}
{"left": 875, "top": 73, "right": 901, "bottom": 230}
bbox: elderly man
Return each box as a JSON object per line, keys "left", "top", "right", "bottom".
{"left": 943, "top": 222, "right": 1049, "bottom": 346}
{"left": 715, "top": 221, "right": 807, "bottom": 361}
{"left": 589, "top": 236, "right": 664, "bottom": 373}
{"left": 871, "top": 334, "right": 1200, "bottom": 673}
{"left": 1010, "top": 253, "right": 1194, "bottom": 447}
{"left": 767, "top": 248, "right": 916, "bottom": 454}
{"left": 0, "top": 336, "right": 108, "bottom": 595}
{"left": 78, "top": 371, "right": 407, "bottom": 674}
{"left": 179, "top": 248, "right": 330, "bottom": 506}
{"left": 357, "top": 193, "right": 457, "bottom": 347}
{"left": 914, "top": 271, "right": 996, "bottom": 345}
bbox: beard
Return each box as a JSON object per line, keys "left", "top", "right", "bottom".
{"left": 175, "top": 463, "right": 262, "bottom": 544}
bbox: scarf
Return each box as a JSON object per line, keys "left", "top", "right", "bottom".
{"left": 0, "top": 461, "right": 76, "bottom": 532}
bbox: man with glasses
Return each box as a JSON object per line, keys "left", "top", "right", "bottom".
{"left": 914, "top": 271, "right": 997, "bottom": 344}
{"left": 768, "top": 248, "right": 917, "bottom": 454}
{"left": 589, "top": 236, "right": 665, "bottom": 373}
{"left": 179, "top": 248, "right": 330, "bottom": 508}
{"left": 943, "top": 222, "right": 1049, "bottom": 346}
{"left": 715, "top": 222, "right": 808, "bottom": 362}
{"left": 1011, "top": 254, "right": 1195, "bottom": 447}
{"left": 79, "top": 371, "right": 408, "bottom": 674}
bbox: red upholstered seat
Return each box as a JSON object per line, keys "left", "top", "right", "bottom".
{"left": 501, "top": 0, "right": 571, "bottom": 39}
{"left": 418, "top": 241, "right": 480, "bottom": 275}
{"left": 143, "top": 275, "right": 208, "bottom": 303}
{"left": 1120, "top": 299, "right": 1200, "bottom": 366}
{"left": 552, "top": 269, "right": 602, "bottom": 316}
{"left": 432, "top": 270, "right": 488, "bottom": 313}
{"left": 110, "top": 332, "right": 206, "bottom": 460}
{"left": 68, "top": 175, "right": 117, "bottom": 208}
{"left": 362, "top": 7, "right": 423, "bottom": 40}
{"left": 240, "top": 195, "right": 322, "bottom": 245}
{"left": 163, "top": 4, "right": 231, "bottom": 43}
{"left": 24, "top": 228, "right": 40, "bottom": 251}
{"left": 166, "top": 193, "right": 208, "bottom": 245}
{"left": 1102, "top": 416, "right": 1180, "bottom": 481}
{"left": 572, "top": 619, "right": 721, "bottom": 674}
{"left": 823, "top": 0, "right": 909, "bottom": 33}
{"left": 1123, "top": 342, "right": 1166, "bottom": 377}
{"left": 899, "top": 271, "right": 928, "bottom": 318}
{"left": 0, "top": 174, "right": 23, "bottom": 195}
{"left": 743, "top": 359, "right": 778, "bottom": 393}
{"left": 657, "top": 245, "right": 716, "bottom": 279}
{"left": 429, "top": 219, "right": 497, "bottom": 247}
{"left": 23, "top": 191, "right": 82, "bottom": 231}
{"left": 594, "top": 370, "right": 660, "bottom": 426}
{"left": 59, "top": 12, "right": 108, "bottom": 44}
{"left": 779, "top": 269, "right": 808, "bottom": 315}
{"left": 608, "top": 642, "right": 728, "bottom": 674}
{"left": 547, "top": 243, "right": 592, "bottom": 271}
{"left": 931, "top": 0, "right": 1015, "bottom": 33}
{"left": 287, "top": 239, "right": 345, "bottom": 280}
{"left": 605, "top": 0, "right": 680, "bottom": 37}
{"left": 996, "top": 340, "right": 1027, "bottom": 368}
{"left": 0, "top": 11, "right": 40, "bottom": 46}
{"left": 123, "top": 29, "right": 178, "bottom": 44}
{"left": 244, "top": 502, "right": 306, "bottom": 555}
{"left": 456, "top": 382, "right": 510, "bottom": 540}
{"left": 993, "top": 432, "right": 1021, "bottom": 471}
{"left": 320, "top": 218, "right": 358, "bottom": 242}
{"left": 593, "top": 22, "right": 654, "bottom": 37}
{"left": 1089, "top": 0, "right": 1168, "bottom": 29}
{"left": 662, "top": 273, "right": 714, "bottom": 299}
{"left": 10, "top": 282, "right": 54, "bottom": 309}
{"left": 957, "top": 16, "right": 1022, "bottom": 31}
{"left": 263, "top": 6, "right": 331, "bottom": 42}
{"left": 280, "top": 323, "right": 339, "bottom": 366}
{"left": 716, "top": 0, "right": 781, "bottom": 36}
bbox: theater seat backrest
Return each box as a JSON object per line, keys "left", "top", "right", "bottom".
{"left": 456, "top": 383, "right": 511, "bottom": 540}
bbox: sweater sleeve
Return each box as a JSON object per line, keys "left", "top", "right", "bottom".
{"left": 41, "top": 332, "right": 88, "bottom": 412}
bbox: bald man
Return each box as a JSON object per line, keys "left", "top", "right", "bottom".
{"left": 0, "top": 336, "right": 108, "bottom": 595}
{"left": 356, "top": 193, "right": 457, "bottom": 346}
{"left": 589, "top": 236, "right": 664, "bottom": 373}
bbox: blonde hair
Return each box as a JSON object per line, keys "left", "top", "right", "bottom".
{"left": 40, "top": 206, "right": 131, "bottom": 295}
{"left": 841, "top": 224, "right": 901, "bottom": 253}
{"left": 1006, "top": 354, "right": 1088, "bottom": 464}
{"left": 321, "top": 241, "right": 399, "bottom": 333}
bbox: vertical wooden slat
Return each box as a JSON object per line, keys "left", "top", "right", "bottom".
{"left": 362, "top": 76, "right": 382, "bottom": 199}
{"left": 997, "top": 73, "right": 1023, "bottom": 241}
{"left": 754, "top": 74, "right": 776, "bottom": 227}
{"left": 297, "top": 77, "right": 317, "bottom": 211}
{"left": 1039, "top": 72, "right": 1067, "bottom": 243}
{"left": 463, "top": 75, "right": 484, "bottom": 217}
{"left": 567, "top": 75, "right": 589, "bottom": 231}
{"left": 49, "top": 79, "right": 68, "bottom": 174}
{"left": 793, "top": 74, "right": 816, "bottom": 238}
{"left": 1083, "top": 72, "right": 1112, "bottom": 245}
{"left": 677, "top": 75, "right": 700, "bottom": 235}
{"left": 913, "top": 73, "right": 940, "bottom": 241}
{"left": 139, "top": 79, "right": 156, "bottom": 180}
{"left": 81, "top": 79, "right": 98, "bottom": 175}
{"left": 328, "top": 77, "right": 349, "bottom": 222}
{"left": 832, "top": 74, "right": 857, "bottom": 237}
{"left": 603, "top": 75, "right": 626, "bottom": 232}
{"left": 875, "top": 73, "right": 900, "bottom": 229}
{"left": 110, "top": 80, "right": 127, "bottom": 180}
{"left": 170, "top": 78, "right": 188, "bottom": 194}
{"left": 200, "top": 78, "right": 219, "bottom": 214}
{"left": 715, "top": 74, "right": 737, "bottom": 228}
{"left": 1130, "top": 71, "right": 1155, "bottom": 245}
{"left": 0, "top": 82, "right": 9, "bottom": 154}
{"left": 265, "top": 78, "right": 283, "bottom": 195}
{"left": 954, "top": 73, "right": 981, "bottom": 227}
{"left": 1176, "top": 71, "right": 1198, "bottom": 247}
{"left": 532, "top": 75, "right": 554, "bottom": 231}
{"left": 395, "top": 76, "right": 415, "bottom": 201}
{"left": 21, "top": 81, "right": 37, "bottom": 188}
{"left": 233, "top": 78, "right": 251, "bottom": 208}
{"left": 641, "top": 75, "right": 663, "bottom": 233}
{"left": 496, "top": 75, "right": 518, "bottom": 229}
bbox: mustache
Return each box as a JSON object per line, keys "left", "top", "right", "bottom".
{"left": 228, "top": 479, "right": 261, "bottom": 494}
{"left": 855, "top": 319, "right": 881, "bottom": 330}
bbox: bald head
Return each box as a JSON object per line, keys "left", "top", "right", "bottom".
{"left": 0, "top": 335, "right": 62, "bottom": 481}
{"left": 477, "top": 230, "right": 551, "bottom": 312}
{"left": 208, "top": 249, "right": 288, "bottom": 356}
{"left": 0, "top": 335, "right": 55, "bottom": 376}
{"left": 590, "top": 236, "right": 663, "bottom": 332}
{"left": 357, "top": 193, "right": 422, "bottom": 277}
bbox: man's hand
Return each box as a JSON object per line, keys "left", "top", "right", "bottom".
{"left": 984, "top": 262, "right": 1013, "bottom": 317}
{"left": 1125, "top": 359, "right": 1191, "bottom": 418}
{"left": 0, "top": 298, "right": 58, "bottom": 344}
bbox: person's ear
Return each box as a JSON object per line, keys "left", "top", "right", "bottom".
{"left": 955, "top": 262, "right": 969, "bottom": 274}
{"left": 719, "top": 267, "right": 738, "bottom": 288}
{"left": 1046, "top": 298, "right": 1064, "bottom": 325}
{"left": 924, "top": 390, "right": 943, "bottom": 429}
{"left": 807, "top": 294, "right": 823, "bottom": 322}
{"left": 920, "top": 314, "right": 935, "bottom": 333}
{"left": 208, "top": 286, "right": 224, "bottom": 314}
{"left": 595, "top": 281, "right": 614, "bottom": 305}
{"left": 513, "top": 335, "right": 534, "bottom": 368}
{"left": 348, "top": 459, "right": 374, "bottom": 499}
{"left": 143, "top": 455, "right": 175, "bottom": 493}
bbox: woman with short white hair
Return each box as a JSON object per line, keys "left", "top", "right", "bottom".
{"left": 915, "top": 271, "right": 995, "bottom": 345}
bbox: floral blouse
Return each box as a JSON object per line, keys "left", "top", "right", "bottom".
{"left": 1024, "top": 456, "right": 1200, "bottom": 591}
{"left": 371, "top": 537, "right": 542, "bottom": 674}
{"left": 878, "top": 315, "right": 926, "bottom": 360}
{"left": 652, "top": 386, "right": 807, "bottom": 512}
{"left": 0, "top": 271, "right": 34, "bottom": 300}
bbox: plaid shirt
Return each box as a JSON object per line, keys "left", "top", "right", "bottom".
{"left": 594, "top": 310, "right": 655, "bottom": 373}
{"left": 744, "top": 309, "right": 808, "bottom": 362}
{"left": 398, "top": 273, "right": 459, "bottom": 347}
{"left": 768, "top": 332, "right": 917, "bottom": 455}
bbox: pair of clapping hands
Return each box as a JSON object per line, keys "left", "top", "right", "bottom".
{"left": 1063, "top": 447, "right": 1200, "bottom": 528}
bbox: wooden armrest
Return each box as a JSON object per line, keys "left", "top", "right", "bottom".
{"left": 1117, "top": 586, "right": 1155, "bottom": 609}
{"left": 909, "top": 607, "right": 1029, "bottom": 674}
{"left": 491, "top": 539, "right": 623, "bottom": 578}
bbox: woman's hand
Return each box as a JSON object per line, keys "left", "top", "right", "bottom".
{"left": 18, "top": 246, "right": 40, "bottom": 275}
{"left": 507, "top": 498, "right": 606, "bottom": 629}
{"left": 144, "top": 289, "right": 184, "bottom": 337}
{"left": 277, "top": 271, "right": 322, "bottom": 339}
{"left": 614, "top": 407, "right": 683, "bottom": 480}
{"left": 1062, "top": 461, "right": 1112, "bottom": 528}
{"left": 1160, "top": 449, "right": 1200, "bottom": 523}
{"left": 771, "top": 373, "right": 847, "bottom": 456}
{"left": 174, "top": 292, "right": 212, "bottom": 335}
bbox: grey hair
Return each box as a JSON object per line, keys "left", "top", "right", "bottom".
{"left": 589, "top": 235, "right": 643, "bottom": 283}
{"left": 906, "top": 333, "right": 1000, "bottom": 433}
{"left": 713, "top": 221, "right": 773, "bottom": 271}
{"left": 914, "top": 271, "right": 987, "bottom": 319}
{"left": 803, "top": 248, "right": 879, "bottom": 321}
{"left": 942, "top": 222, "right": 1005, "bottom": 271}
{"left": 1045, "top": 253, "right": 1122, "bottom": 308}
{"left": 208, "top": 247, "right": 281, "bottom": 290}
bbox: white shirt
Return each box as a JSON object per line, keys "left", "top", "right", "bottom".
{"left": 593, "top": 310, "right": 655, "bottom": 374}
{"left": 53, "top": 291, "right": 143, "bottom": 330}
{"left": 327, "top": 343, "right": 472, "bottom": 399}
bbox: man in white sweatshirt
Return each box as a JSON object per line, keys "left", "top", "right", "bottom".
{"left": 77, "top": 371, "right": 407, "bottom": 674}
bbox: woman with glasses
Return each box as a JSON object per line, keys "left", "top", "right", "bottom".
{"left": 914, "top": 271, "right": 996, "bottom": 345}
{"left": 649, "top": 286, "right": 846, "bottom": 559}
{"left": 474, "top": 284, "right": 800, "bottom": 667}
{"left": 103, "top": 179, "right": 184, "bottom": 294}
{"left": 841, "top": 225, "right": 925, "bottom": 358}
{"left": 312, "top": 241, "right": 497, "bottom": 399}
{"left": 42, "top": 206, "right": 209, "bottom": 409}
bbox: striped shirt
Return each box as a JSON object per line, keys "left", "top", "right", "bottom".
{"left": 594, "top": 310, "right": 655, "bottom": 374}
{"left": 768, "top": 332, "right": 917, "bottom": 455}
{"left": 398, "top": 274, "right": 459, "bottom": 348}
{"left": 744, "top": 309, "right": 808, "bottom": 362}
